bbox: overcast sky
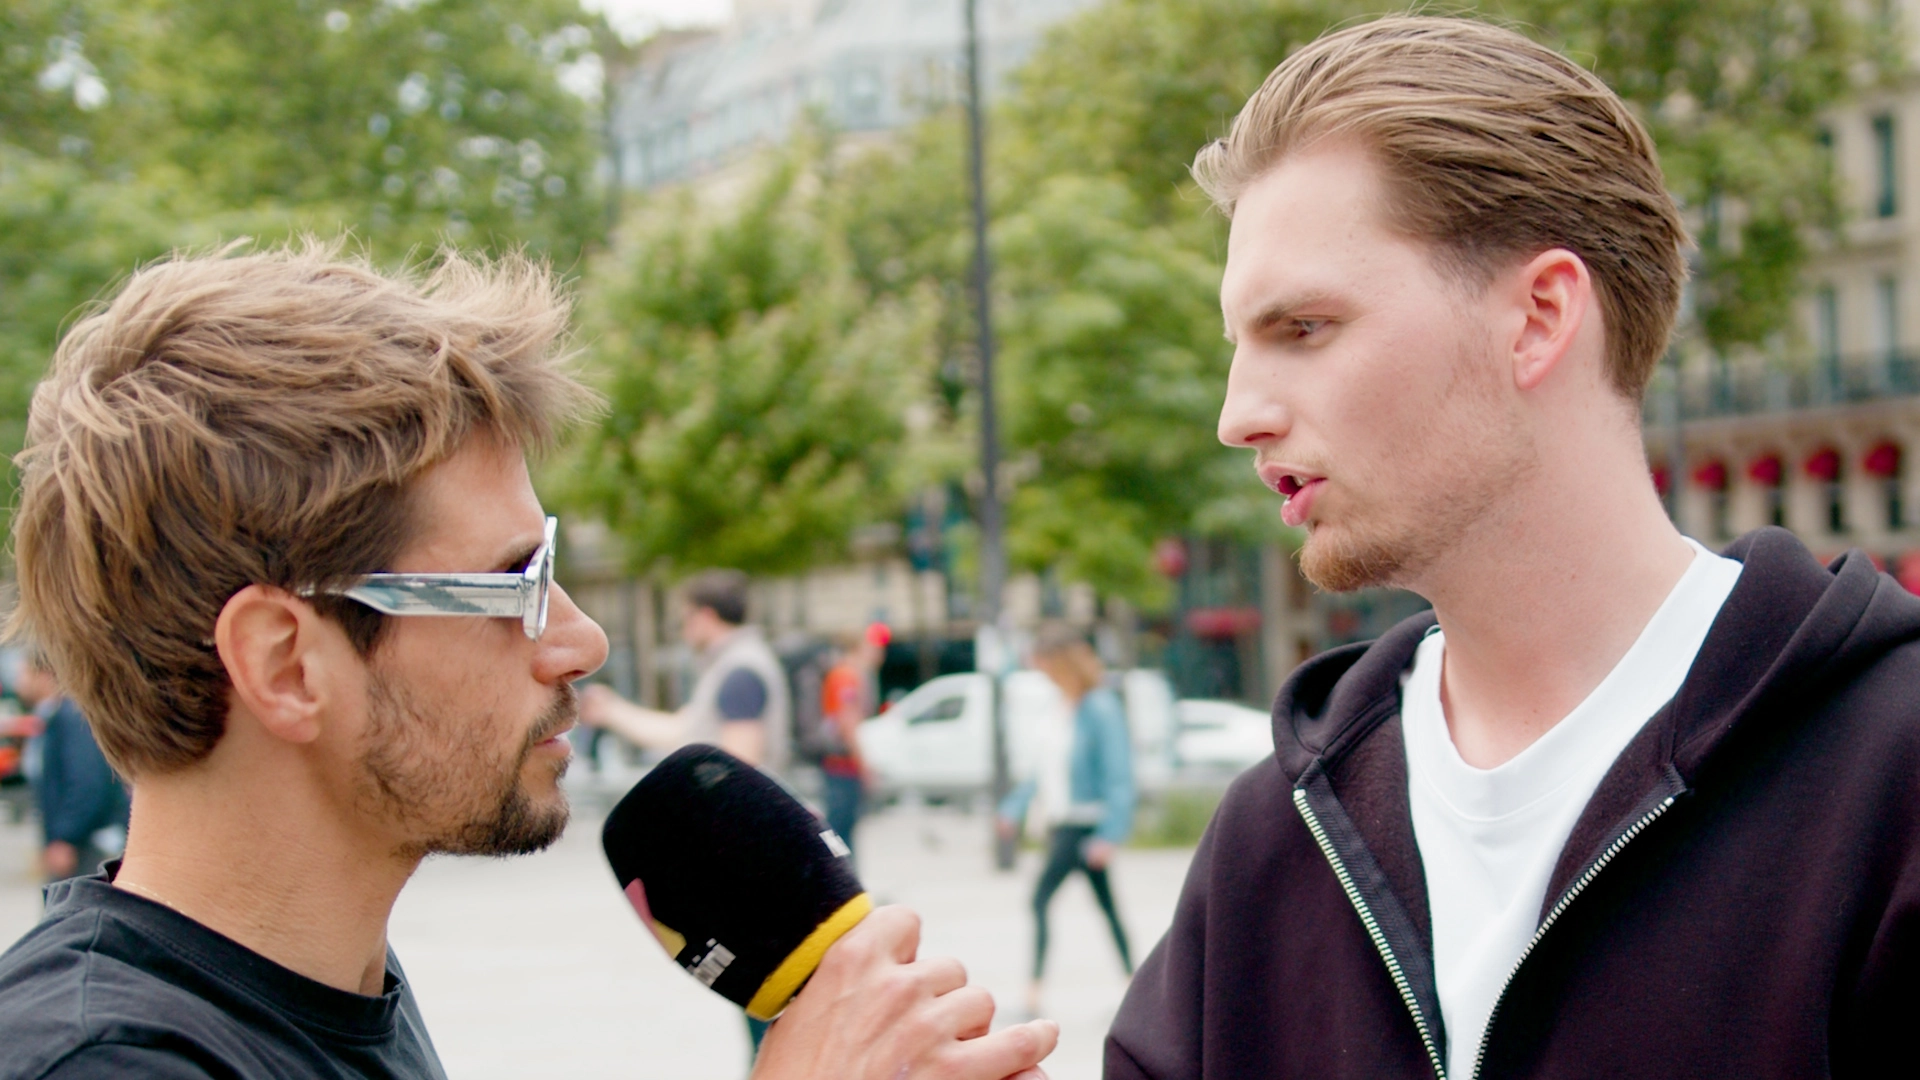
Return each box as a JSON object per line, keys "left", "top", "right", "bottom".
{"left": 582, "top": 0, "right": 734, "bottom": 40}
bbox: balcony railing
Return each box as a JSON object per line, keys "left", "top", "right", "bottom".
{"left": 1646, "top": 353, "right": 1920, "bottom": 424}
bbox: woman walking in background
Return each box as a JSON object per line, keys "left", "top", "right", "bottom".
{"left": 997, "top": 625, "right": 1136, "bottom": 1018}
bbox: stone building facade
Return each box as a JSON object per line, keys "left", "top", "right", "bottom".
{"left": 1656, "top": 39, "right": 1920, "bottom": 590}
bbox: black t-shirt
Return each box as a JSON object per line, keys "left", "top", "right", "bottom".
{"left": 0, "top": 869, "right": 445, "bottom": 1079}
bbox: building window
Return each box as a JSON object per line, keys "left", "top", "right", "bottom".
{"left": 1867, "top": 440, "right": 1905, "bottom": 530}
{"left": 1750, "top": 451, "right": 1788, "bottom": 530}
{"left": 1874, "top": 112, "right": 1899, "bottom": 219}
{"left": 1879, "top": 276, "right": 1901, "bottom": 360}
{"left": 1816, "top": 285, "right": 1841, "bottom": 401}
{"left": 1808, "top": 447, "right": 1845, "bottom": 533}
{"left": 1693, "top": 459, "right": 1731, "bottom": 540}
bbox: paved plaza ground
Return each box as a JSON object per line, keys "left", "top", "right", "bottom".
{"left": 0, "top": 768, "right": 1197, "bottom": 1080}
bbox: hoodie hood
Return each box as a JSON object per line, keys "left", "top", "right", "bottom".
{"left": 1269, "top": 527, "right": 1920, "bottom": 789}
{"left": 1110, "top": 526, "right": 1920, "bottom": 1080}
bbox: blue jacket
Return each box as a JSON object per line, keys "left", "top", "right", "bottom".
{"left": 35, "top": 697, "right": 128, "bottom": 850}
{"left": 999, "top": 685, "right": 1136, "bottom": 845}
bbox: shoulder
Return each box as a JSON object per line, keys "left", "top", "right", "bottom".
{"left": 0, "top": 906, "right": 103, "bottom": 1071}
{"left": 718, "top": 667, "right": 769, "bottom": 697}
{"left": 0, "top": 907, "right": 199, "bottom": 1079}
{"left": 716, "top": 667, "right": 770, "bottom": 721}
{"left": 33, "top": 1044, "right": 219, "bottom": 1080}
{"left": 0, "top": 900, "right": 264, "bottom": 1080}
{"left": 1083, "top": 687, "right": 1126, "bottom": 724}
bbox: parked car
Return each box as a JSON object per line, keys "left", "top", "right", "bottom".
{"left": 858, "top": 669, "right": 1271, "bottom": 803}
{"left": 1171, "top": 698, "right": 1275, "bottom": 771}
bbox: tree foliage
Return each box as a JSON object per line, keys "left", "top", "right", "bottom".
{"left": 579, "top": 0, "right": 1891, "bottom": 605}
{"left": 5, "top": 0, "right": 1890, "bottom": 605}
{"left": 567, "top": 148, "right": 940, "bottom": 577}
{"left": 0, "top": 0, "right": 609, "bottom": 523}
{"left": 1008, "top": 0, "right": 1900, "bottom": 351}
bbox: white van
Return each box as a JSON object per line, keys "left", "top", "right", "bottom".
{"left": 857, "top": 669, "right": 1269, "bottom": 804}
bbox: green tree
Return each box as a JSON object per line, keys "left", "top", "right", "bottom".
{"left": 567, "top": 149, "right": 942, "bottom": 577}
{"left": 843, "top": 0, "right": 1893, "bottom": 605}
{"left": 1009, "top": 0, "right": 1898, "bottom": 351}
{"left": 0, "top": 0, "right": 612, "bottom": 523}
{"left": 993, "top": 175, "right": 1231, "bottom": 607}
{"left": 7, "top": 0, "right": 606, "bottom": 265}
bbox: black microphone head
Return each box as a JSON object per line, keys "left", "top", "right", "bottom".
{"left": 602, "top": 744, "right": 868, "bottom": 1020}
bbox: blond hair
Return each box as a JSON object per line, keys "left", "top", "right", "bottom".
{"left": 1031, "top": 624, "right": 1104, "bottom": 700}
{"left": 8, "top": 241, "right": 597, "bottom": 775}
{"left": 1194, "top": 15, "right": 1688, "bottom": 400}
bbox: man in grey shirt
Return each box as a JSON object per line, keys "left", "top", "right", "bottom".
{"left": 581, "top": 569, "right": 792, "bottom": 773}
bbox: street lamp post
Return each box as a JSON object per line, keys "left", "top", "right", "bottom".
{"left": 962, "top": 0, "right": 1014, "bottom": 870}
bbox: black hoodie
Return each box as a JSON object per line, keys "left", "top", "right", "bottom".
{"left": 1107, "top": 528, "right": 1920, "bottom": 1079}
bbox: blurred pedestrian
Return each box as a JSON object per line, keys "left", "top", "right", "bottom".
{"left": 576, "top": 572, "right": 800, "bottom": 1063}
{"left": 579, "top": 570, "right": 791, "bottom": 775}
{"left": 16, "top": 650, "right": 128, "bottom": 885}
{"left": 820, "top": 623, "right": 887, "bottom": 862}
{"left": 998, "top": 625, "right": 1135, "bottom": 1018}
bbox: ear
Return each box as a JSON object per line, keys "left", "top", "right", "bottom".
{"left": 1505, "top": 248, "right": 1593, "bottom": 393}
{"left": 214, "top": 585, "right": 346, "bottom": 746}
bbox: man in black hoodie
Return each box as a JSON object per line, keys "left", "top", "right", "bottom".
{"left": 1108, "top": 15, "right": 1920, "bottom": 1080}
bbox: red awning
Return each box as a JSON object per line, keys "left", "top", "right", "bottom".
{"left": 1185, "top": 607, "right": 1261, "bottom": 639}
{"left": 1864, "top": 440, "right": 1902, "bottom": 479}
{"left": 1691, "top": 459, "right": 1728, "bottom": 491}
{"left": 1747, "top": 453, "right": 1783, "bottom": 487}
{"left": 1805, "top": 447, "right": 1841, "bottom": 482}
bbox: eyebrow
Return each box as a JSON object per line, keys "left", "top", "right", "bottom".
{"left": 1222, "top": 291, "right": 1336, "bottom": 345}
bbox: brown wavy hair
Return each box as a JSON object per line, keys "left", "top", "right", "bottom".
{"left": 1193, "top": 14, "right": 1689, "bottom": 401}
{"left": 8, "top": 240, "right": 597, "bottom": 776}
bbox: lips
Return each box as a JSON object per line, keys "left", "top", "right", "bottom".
{"left": 1279, "top": 478, "right": 1323, "bottom": 528}
{"left": 1256, "top": 463, "right": 1326, "bottom": 527}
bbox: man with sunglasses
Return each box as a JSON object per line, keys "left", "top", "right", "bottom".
{"left": 0, "top": 245, "right": 1056, "bottom": 1080}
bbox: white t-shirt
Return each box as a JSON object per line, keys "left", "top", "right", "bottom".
{"left": 1402, "top": 539, "right": 1741, "bottom": 1079}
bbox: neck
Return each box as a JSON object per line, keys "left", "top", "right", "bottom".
{"left": 1410, "top": 426, "right": 1695, "bottom": 769}
{"left": 113, "top": 743, "right": 416, "bottom": 996}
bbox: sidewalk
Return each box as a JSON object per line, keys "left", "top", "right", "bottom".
{"left": 0, "top": 782, "right": 1195, "bottom": 1080}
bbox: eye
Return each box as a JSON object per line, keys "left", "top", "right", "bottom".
{"left": 1290, "top": 318, "right": 1329, "bottom": 339}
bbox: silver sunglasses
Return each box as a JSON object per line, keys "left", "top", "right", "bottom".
{"left": 306, "top": 516, "right": 558, "bottom": 641}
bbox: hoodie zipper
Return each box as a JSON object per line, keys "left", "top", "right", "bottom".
{"left": 1467, "top": 794, "right": 1678, "bottom": 1080}
{"left": 1294, "top": 787, "right": 1448, "bottom": 1079}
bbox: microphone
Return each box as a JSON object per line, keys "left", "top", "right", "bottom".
{"left": 602, "top": 744, "right": 870, "bottom": 1020}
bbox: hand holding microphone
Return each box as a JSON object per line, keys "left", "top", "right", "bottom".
{"left": 603, "top": 745, "right": 1057, "bottom": 1080}
{"left": 753, "top": 905, "right": 1055, "bottom": 1080}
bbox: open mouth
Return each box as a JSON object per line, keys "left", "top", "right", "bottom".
{"left": 1275, "top": 475, "right": 1325, "bottom": 529}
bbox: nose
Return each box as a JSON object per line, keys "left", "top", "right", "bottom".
{"left": 536, "top": 583, "right": 610, "bottom": 686}
{"left": 1217, "top": 345, "right": 1290, "bottom": 448}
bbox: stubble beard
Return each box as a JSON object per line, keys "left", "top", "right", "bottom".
{"left": 1296, "top": 332, "right": 1538, "bottom": 594}
{"left": 359, "top": 672, "right": 576, "bottom": 860}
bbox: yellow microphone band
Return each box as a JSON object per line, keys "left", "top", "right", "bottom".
{"left": 744, "top": 892, "right": 874, "bottom": 1021}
